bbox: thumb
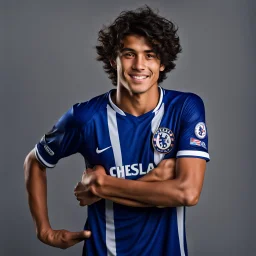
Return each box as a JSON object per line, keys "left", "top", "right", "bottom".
{"left": 82, "top": 230, "right": 91, "bottom": 238}
{"left": 72, "top": 230, "right": 91, "bottom": 240}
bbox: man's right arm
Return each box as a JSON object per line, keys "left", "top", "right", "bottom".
{"left": 24, "top": 149, "right": 91, "bottom": 249}
{"left": 24, "top": 149, "right": 51, "bottom": 238}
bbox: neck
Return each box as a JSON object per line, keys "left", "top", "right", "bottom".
{"left": 112, "top": 85, "right": 160, "bottom": 116}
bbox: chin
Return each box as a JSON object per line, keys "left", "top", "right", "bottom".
{"left": 128, "top": 83, "right": 156, "bottom": 95}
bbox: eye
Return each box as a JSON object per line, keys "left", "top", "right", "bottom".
{"left": 123, "top": 52, "right": 135, "bottom": 58}
{"left": 146, "top": 53, "right": 156, "bottom": 59}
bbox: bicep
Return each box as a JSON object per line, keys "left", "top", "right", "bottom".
{"left": 176, "top": 157, "right": 206, "bottom": 199}
{"left": 24, "top": 149, "right": 46, "bottom": 179}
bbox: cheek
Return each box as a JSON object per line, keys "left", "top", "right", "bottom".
{"left": 122, "top": 59, "right": 132, "bottom": 70}
{"left": 150, "top": 64, "right": 162, "bottom": 77}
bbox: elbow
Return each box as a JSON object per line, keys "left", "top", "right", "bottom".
{"left": 181, "top": 189, "right": 201, "bottom": 206}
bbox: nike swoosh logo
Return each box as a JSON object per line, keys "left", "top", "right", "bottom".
{"left": 96, "top": 146, "right": 112, "bottom": 154}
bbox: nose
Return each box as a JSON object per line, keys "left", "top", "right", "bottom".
{"left": 132, "top": 55, "right": 145, "bottom": 70}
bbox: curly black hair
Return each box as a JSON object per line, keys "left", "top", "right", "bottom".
{"left": 96, "top": 6, "right": 182, "bottom": 86}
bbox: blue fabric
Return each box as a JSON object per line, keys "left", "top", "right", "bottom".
{"left": 35, "top": 88, "right": 209, "bottom": 255}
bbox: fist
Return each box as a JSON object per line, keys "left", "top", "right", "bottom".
{"left": 38, "top": 228, "right": 91, "bottom": 249}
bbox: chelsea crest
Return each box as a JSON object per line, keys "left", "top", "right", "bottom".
{"left": 152, "top": 127, "right": 175, "bottom": 154}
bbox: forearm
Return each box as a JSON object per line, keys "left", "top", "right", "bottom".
{"left": 105, "top": 195, "right": 154, "bottom": 207}
{"left": 83, "top": 159, "right": 176, "bottom": 207}
{"left": 137, "top": 167, "right": 162, "bottom": 182}
{"left": 106, "top": 166, "right": 172, "bottom": 207}
{"left": 92, "top": 158, "right": 205, "bottom": 207}
{"left": 92, "top": 175, "right": 184, "bottom": 207}
{"left": 24, "top": 151, "right": 51, "bottom": 235}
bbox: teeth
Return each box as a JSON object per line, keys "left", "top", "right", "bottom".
{"left": 132, "top": 76, "right": 147, "bottom": 80}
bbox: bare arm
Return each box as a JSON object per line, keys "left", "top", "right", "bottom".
{"left": 88, "top": 158, "right": 206, "bottom": 207}
{"left": 24, "top": 150, "right": 91, "bottom": 249}
{"left": 75, "top": 158, "right": 176, "bottom": 207}
{"left": 24, "top": 150, "right": 51, "bottom": 236}
{"left": 138, "top": 158, "right": 176, "bottom": 182}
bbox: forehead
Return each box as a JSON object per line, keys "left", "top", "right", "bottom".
{"left": 121, "top": 34, "right": 153, "bottom": 51}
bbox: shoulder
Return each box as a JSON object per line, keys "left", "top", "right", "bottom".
{"left": 71, "top": 91, "right": 110, "bottom": 123}
{"left": 162, "top": 87, "right": 204, "bottom": 105}
{"left": 55, "top": 92, "right": 109, "bottom": 129}
{"left": 162, "top": 88, "right": 205, "bottom": 120}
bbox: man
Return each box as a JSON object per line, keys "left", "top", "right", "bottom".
{"left": 24, "top": 6, "right": 209, "bottom": 256}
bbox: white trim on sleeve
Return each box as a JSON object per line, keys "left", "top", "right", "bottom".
{"left": 34, "top": 145, "right": 56, "bottom": 168}
{"left": 176, "top": 150, "right": 210, "bottom": 160}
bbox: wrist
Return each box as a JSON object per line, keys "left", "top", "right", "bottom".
{"left": 91, "top": 172, "right": 105, "bottom": 197}
{"left": 37, "top": 227, "right": 52, "bottom": 241}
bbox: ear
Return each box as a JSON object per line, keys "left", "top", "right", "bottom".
{"left": 160, "top": 64, "right": 165, "bottom": 72}
{"left": 110, "top": 60, "right": 117, "bottom": 69}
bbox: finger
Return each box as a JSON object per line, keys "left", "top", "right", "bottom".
{"left": 75, "top": 190, "right": 87, "bottom": 197}
{"left": 74, "top": 181, "right": 82, "bottom": 188}
{"left": 79, "top": 201, "right": 86, "bottom": 206}
{"left": 81, "top": 176, "right": 92, "bottom": 186}
{"left": 71, "top": 230, "right": 91, "bottom": 240}
{"left": 82, "top": 169, "right": 93, "bottom": 179}
{"left": 74, "top": 189, "right": 87, "bottom": 197}
{"left": 76, "top": 196, "right": 85, "bottom": 202}
{"left": 74, "top": 182, "right": 85, "bottom": 191}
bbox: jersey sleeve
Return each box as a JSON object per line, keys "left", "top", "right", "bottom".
{"left": 176, "top": 93, "right": 210, "bottom": 161}
{"left": 34, "top": 104, "right": 83, "bottom": 168}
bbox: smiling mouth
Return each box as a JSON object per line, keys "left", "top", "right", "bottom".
{"left": 129, "top": 75, "right": 149, "bottom": 80}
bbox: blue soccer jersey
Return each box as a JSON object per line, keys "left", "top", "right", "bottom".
{"left": 35, "top": 87, "right": 210, "bottom": 256}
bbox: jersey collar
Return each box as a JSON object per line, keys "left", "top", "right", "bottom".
{"left": 108, "top": 86, "right": 164, "bottom": 116}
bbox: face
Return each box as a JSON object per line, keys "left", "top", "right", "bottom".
{"left": 114, "top": 34, "right": 165, "bottom": 94}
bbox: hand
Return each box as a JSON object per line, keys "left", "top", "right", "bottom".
{"left": 81, "top": 165, "right": 106, "bottom": 187}
{"left": 38, "top": 228, "right": 91, "bottom": 249}
{"left": 74, "top": 165, "right": 106, "bottom": 206}
{"left": 74, "top": 181, "right": 101, "bottom": 206}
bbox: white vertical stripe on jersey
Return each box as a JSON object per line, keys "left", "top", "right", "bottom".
{"left": 151, "top": 103, "right": 165, "bottom": 165}
{"left": 106, "top": 104, "right": 124, "bottom": 256}
{"left": 105, "top": 200, "right": 116, "bottom": 256}
{"left": 177, "top": 207, "right": 186, "bottom": 256}
{"left": 107, "top": 105, "right": 124, "bottom": 176}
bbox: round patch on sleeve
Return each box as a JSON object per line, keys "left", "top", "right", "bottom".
{"left": 195, "top": 122, "right": 207, "bottom": 139}
{"left": 152, "top": 127, "right": 175, "bottom": 154}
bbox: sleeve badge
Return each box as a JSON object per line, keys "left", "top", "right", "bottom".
{"left": 195, "top": 122, "right": 207, "bottom": 139}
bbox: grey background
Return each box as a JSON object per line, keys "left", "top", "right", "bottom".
{"left": 2, "top": 0, "right": 255, "bottom": 255}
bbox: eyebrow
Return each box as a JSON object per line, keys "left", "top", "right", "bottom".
{"left": 120, "top": 48, "right": 155, "bottom": 53}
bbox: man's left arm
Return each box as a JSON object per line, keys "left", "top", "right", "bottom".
{"left": 89, "top": 157, "right": 205, "bottom": 207}
{"left": 74, "top": 158, "right": 176, "bottom": 208}
{"left": 76, "top": 93, "right": 209, "bottom": 207}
